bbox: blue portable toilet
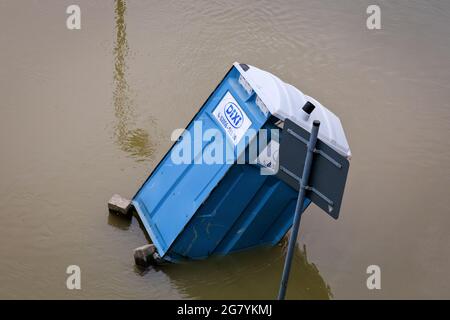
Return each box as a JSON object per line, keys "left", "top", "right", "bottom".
{"left": 132, "top": 62, "right": 351, "bottom": 262}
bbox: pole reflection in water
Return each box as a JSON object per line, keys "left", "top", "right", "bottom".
{"left": 149, "top": 241, "right": 332, "bottom": 300}
{"left": 113, "top": 0, "right": 155, "bottom": 161}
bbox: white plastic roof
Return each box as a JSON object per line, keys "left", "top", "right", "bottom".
{"left": 234, "top": 62, "right": 351, "bottom": 158}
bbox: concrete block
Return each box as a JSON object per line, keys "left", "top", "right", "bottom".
{"left": 108, "top": 194, "right": 131, "bottom": 215}
{"left": 133, "top": 244, "right": 156, "bottom": 267}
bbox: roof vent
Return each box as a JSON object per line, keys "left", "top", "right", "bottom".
{"left": 302, "top": 101, "right": 315, "bottom": 114}
{"left": 240, "top": 63, "right": 250, "bottom": 71}
{"left": 300, "top": 101, "right": 315, "bottom": 121}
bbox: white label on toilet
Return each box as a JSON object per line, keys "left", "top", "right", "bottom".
{"left": 212, "top": 91, "right": 252, "bottom": 145}
{"left": 257, "top": 140, "right": 280, "bottom": 175}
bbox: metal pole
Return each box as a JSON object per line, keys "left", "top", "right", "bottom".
{"left": 278, "top": 120, "right": 320, "bottom": 300}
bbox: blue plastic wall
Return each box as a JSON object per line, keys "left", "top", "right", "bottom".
{"left": 168, "top": 164, "right": 310, "bottom": 260}
{"left": 132, "top": 66, "right": 310, "bottom": 261}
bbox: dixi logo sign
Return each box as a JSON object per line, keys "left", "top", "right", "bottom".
{"left": 225, "top": 103, "right": 243, "bottom": 128}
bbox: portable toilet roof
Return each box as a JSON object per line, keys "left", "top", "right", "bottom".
{"left": 234, "top": 62, "right": 351, "bottom": 158}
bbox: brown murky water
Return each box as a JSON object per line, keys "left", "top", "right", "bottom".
{"left": 0, "top": 0, "right": 449, "bottom": 299}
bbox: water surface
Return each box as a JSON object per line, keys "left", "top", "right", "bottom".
{"left": 0, "top": 0, "right": 449, "bottom": 299}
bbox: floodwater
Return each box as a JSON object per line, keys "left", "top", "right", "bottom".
{"left": 0, "top": 0, "right": 449, "bottom": 299}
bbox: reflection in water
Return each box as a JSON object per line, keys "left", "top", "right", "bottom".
{"left": 158, "top": 241, "right": 332, "bottom": 300}
{"left": 113, "top": 0, "right": 154, "bottom": 160}
{"left": 107, "top": 212, "right": 131, "bottom": 230}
